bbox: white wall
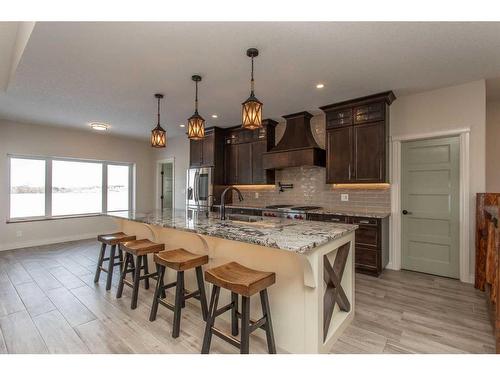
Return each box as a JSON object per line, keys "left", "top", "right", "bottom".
{"left": 0, "top": 120, "right": 154, "bottom": 250}
{"left": 390, "top": 79, "right": 486, "bottom": 275}
{"left": 486, "top": 99, "right": 500, "bottom": 192}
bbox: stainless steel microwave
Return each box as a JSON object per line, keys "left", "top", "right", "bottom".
{"left": 186, "top": 167, "right": 213, "bottom": 207}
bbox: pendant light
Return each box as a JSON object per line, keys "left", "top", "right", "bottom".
{"left": 151, "top": 93, "right": 166, "bottom": 148}
{"left": 187, "top": 75, "right": 205, "bottom": 140}
{"left": 241, "top": 47, "right": 263, "bottom": 130}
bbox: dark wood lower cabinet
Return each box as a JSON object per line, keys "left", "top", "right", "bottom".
{"left": 308, "top": 213, "right": 389, "bottom": 276}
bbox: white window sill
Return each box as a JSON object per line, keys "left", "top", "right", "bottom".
{"left": 6, "top": 213, "right": 105, "bottom": 224}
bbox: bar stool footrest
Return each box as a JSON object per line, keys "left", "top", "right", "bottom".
{"left": 211, "top": 326, "right": 241, "bottom": 349}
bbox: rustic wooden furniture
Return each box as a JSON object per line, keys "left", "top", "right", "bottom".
{"left": 95, "top": 232, "right": 136, "bottom": 290}
{"left": 116, "top": 239, "right": 165, "bottom": 309}
{"left": 149, "top": 248, "right": 209, "bottom": 338}
{"left": 320, "top": 91, "right": 395, "bottom": 184}
{"left": 475, "top": 193, "right": 500, "bottom": 290}
{"left": 223, "top": 119, "right": 277, "bottom": 185}
{"left": 308, "top": 213, "right": 389, "bottom": 276}
{"left": 201, "top": 262, "right": 276, "bottom": 354}
{"left": 478, "top": 196, "right": 500, "bottom": 353}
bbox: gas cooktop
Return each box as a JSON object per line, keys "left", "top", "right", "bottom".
{"left": 265, "top": 204, "right": 294, "bottom": 209}
{"left": 290, "top": 206, "right": 322, "bottom": 211}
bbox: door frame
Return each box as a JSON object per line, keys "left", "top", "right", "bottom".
{"left": 389, "top": 128, "right": 471, "bottom": 283}
{"left": 155, "top": 158, "right": 175, "bottom": 211}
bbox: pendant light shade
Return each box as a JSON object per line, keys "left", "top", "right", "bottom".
{"left": 151, "top": 93, "right": 166, "bottom": 148}
{"left": 187, "top": 75, "right": 205, "bottom": 140}
{"left": 242, "top": 48, "right": 263, "bottom": 130}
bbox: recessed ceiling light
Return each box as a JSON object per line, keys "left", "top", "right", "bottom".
{"left": 89, "top": 122, "right": 109, "bottom": 131}
{"left": 179, "top": 124, "right": 185, "bottom": 128}
{"left": 316, "top": 83, "right": 325, "bottom": 89}
{"left": 211, "top": 114, "right": 218, "bottom": 118}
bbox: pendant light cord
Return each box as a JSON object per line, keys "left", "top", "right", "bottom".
{"left": 250, "top": 56, "right": 255, "bottom": 94}
{"left": 195, "top": 80, "right": 199, "bottom": 113}
{"left": 157, "top": 97, "right": 161, "bottom": 126}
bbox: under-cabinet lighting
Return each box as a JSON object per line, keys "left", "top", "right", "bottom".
{"left": 332, "top": 183, "right": 391, "bottom": 190}
{"left": 232, "top": 184, "right": 275, "bottom": 190}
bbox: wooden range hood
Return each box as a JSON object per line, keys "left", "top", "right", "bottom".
{"left": 262, "top": 111, "right": 326, "bottom": 170}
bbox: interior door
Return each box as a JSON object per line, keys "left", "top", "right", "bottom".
{"left": 401, "top": 136, "right": 460, "bottom": 278}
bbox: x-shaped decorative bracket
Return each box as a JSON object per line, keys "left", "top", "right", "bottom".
{"left": 323, "top": 242, "right": 351, "bottom": 341}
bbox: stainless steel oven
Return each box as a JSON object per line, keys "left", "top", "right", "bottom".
{"left": 186, "top": 167, "right": 213, "bottom": 208}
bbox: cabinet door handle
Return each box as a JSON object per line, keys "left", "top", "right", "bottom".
{"left": 359, "top": 220, "right": 370, "bottom": 224}
{"left": 348, "top": 163, "right": 351, "bottom": 180}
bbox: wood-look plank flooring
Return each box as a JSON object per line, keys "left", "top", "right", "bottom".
{"left": 0, "top": 239, "right": 495, "bottom": 354}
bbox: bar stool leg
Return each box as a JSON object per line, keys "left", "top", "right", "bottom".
{"left": 231, "top": 292, "right": 239, "bottom": 336}
{"left": 94, "top": 243, "right": 106, "bottom": 283}
{"left": 149, "top": 264, "right": 166, "bottom": 322}
{"left": 201, "top": 285, "right": 220, "bottom": 354}
{"left": 260, "top": 289, "right": 276, "bottom": 354}
{"left": 131, "top": 255, "right": 142, "bottom": 309}
{"left": 240, "top": 296, "right": 251, "bottom": 354}
{"left": 116, "top": 252, "right": 130, "bottom": 298}
{"left": 172, "top": 271, "right": 185, "bottom": 338}
{"left": 195, "top": 266, "right": 208, "bottom": 321}
{"left": 105, "top": 245, "right": 117, "bottom": 290}
{"left": 158, "top": 264, "right": 167, "bottom": 298}
{"left": 142, "top": 255, "right": 150, "bottom": 290}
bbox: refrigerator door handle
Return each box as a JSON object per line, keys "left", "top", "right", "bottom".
{"left": 194, "top": 171, "right": 199, "bottom": 204}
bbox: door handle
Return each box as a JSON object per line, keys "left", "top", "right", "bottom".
{"left": 402, "top": 210, "right": 412, "bottom": 215}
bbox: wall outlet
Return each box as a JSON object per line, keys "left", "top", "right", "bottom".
{"left": 255, "top": 192, "right": 259, "bottom": 198}
{"left": 16, "top": 230, "right": 23, "bottom": 238}
{"left": 341, "top": 194, "right": 349, "bottom": 202}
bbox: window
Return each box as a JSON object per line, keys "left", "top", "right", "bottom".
{"left": 9, "top": 158, "right": 46, "bottom": 218}
{"left": 107, "top": 164, "right": 130, "bottom": 211}
{"left": 8, "top": 155, "right": 133, "bottom": 220}
{"left": 52, "top": 160, "right": 103, "bottom": 216}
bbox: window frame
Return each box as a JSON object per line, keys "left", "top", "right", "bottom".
{"left": 7, "top": 154, "right": 134, "bottom": 222}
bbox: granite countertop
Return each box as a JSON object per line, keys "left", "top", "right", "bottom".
{"left": 213, "top": 204, "right": 390, "bottom": 218}
{"left": 106, "top": 209, "right": 357, "bottom": 254}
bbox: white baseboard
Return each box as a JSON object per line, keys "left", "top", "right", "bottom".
{"left": 0, "top": 232, "right": 101, "bottom": 252}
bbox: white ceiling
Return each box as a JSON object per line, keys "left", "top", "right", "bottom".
{"left": 2, "top": 22, "right": 500, "bottom": 139}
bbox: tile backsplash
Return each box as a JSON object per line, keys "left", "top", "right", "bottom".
{"left": 233, "top": 166, "right": 391, "bottom": 212}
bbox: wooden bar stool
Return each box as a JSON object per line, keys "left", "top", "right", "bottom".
{"left": 116, "top": 239, "right": 164, "bottom": 309}
{"left": 95, "top": 232, "right": 136, "bottom": 290}
{"left": 201, "top": 262, "right": 276, "bottom": 354}
{"left": 149, "top": 248, "right": 209, "bottom": 338}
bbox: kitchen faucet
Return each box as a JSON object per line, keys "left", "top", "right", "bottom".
{"left": 220, "top": 186, "right": 243, "bottom": 220}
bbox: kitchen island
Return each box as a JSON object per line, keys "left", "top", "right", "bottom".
{"left": 106, "top": 209, "right": 357, "bottom": 353}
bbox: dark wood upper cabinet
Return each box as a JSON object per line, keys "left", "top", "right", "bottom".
{"left": 353, "top": 121, "right": 385, "bottom": 182}
{"left": 189, "top": 127, "right": 225, "bottom": 184}
{"left": 321, "top": 91, "right": 395, "bottom": 184}
{"left": 223, "top": 120, "right": 277, "bottom": 185}
{"left": 189, "top": 138, "right": 203, "bottom": 167}
{"left": 224, "top": 144, "right": 238, "bottom": 185}
{"left": 326, "top": 127, "right": 353, "bottom": 183}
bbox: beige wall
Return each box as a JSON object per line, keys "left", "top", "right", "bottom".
{"left": 0, "top": 120, "right": 154, "bottom": 250}
{"left": 486, "top": 99, "right": 500, "bottom": 192}
{"left": 390, "top": 79, "right": 486, "bottom": 275}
